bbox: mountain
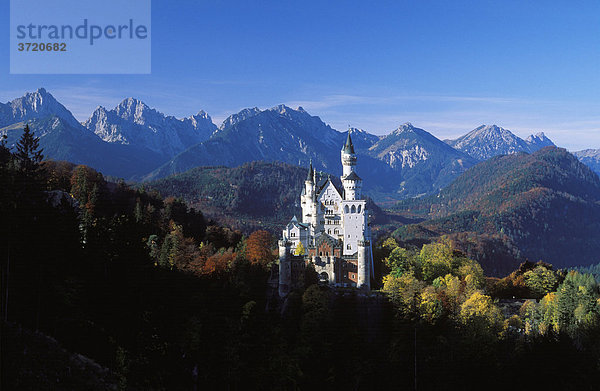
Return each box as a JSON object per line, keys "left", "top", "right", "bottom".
{"left": 525, "top": 132, "right": 555, "bottom": 150}
{"left": 215, "top": 107, "right": 261, "bottom": 132}
{"left": 366, "top": 123, "right": 477, "bottom": 197}
{"left": 445, "top": 124, "right": 555, "bottom": 161}
{"left": 0, "top": 89, "right": 165, "bottom": 178}
{"left": 0, "top": 88, "right": 81, "bottom": 129}
{"left": 392, "top": 147, "right": 600, "bottom": 275}
{"left": 84, "top": 98, "right": 216, "bottom": 157}
{"left": 573, "top": 149, "right": 600, "bottom": 177}
{"left": 143, "top": 105, "right": 361, "bottom": 180}
{"left": 343, "top": 127, "right": 380, "bottom": 151}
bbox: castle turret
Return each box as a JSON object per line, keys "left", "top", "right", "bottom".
{"left": 357, "top": 240, "right": 371, "bottom": 289}
{"left": 278, "top": 240, "right": 292, "bottom": 297}
{"left": 341, "top": 132, "right": 362, "bottom": 200}
{"left": 305, "top": 159, "right": 314, "bottom": 198}
{"left": 341, "top": 131, "right": 357, "bottom": 178}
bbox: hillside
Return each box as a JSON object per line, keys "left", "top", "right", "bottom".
{"left": 145, "top": 161, "right": 387, "bottom": 233}
{"left": 392, "top": 147, "right": 600, "bottom": 275}
{"left": 573, "top": 148, "right": 600, "bottom": 177}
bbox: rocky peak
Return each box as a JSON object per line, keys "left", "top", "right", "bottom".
{"left": 219, "top": 107, "right": 261, "bottom": 130}
{"left": 3, "top": 88, "right": 80, "bottom": 128}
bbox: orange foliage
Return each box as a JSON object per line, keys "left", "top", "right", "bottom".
{"left": 246, "top": 230, "right": 273, "bottom": 265}
{"left": 202, "top": 249, "right": 237, "bottom": 275}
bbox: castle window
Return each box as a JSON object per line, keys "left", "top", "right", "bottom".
{"left": 328, "top": 229, "right": 331, "bottom": 234}
{"left": 347, "top": 244, "right": 351, "bottom": 250}
{"left": 358, "top": 205, "right": 362, "bottom": 213}
{"left": 344, "top": 205, "right": 349, "bottom": 213}
{"left": 351, "top": 205, "right": 356, "bottom": 213}
{"left": 334, "top": 229, "right": 338, "bottom": 234}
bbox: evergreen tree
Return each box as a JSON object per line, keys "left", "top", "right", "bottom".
{"left": 15, "top": 124, "right": 43, "bottom": 174}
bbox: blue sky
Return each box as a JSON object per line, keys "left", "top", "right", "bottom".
{"left": 1, "top": 0, "right": 599, "bottom": 150}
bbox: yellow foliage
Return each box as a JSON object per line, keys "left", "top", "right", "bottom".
{"left": 459, "top": 291, "right": 503, "bottom": 327}
{"left": 294, "top": 241, "right": 305, "bottom": 256}
{"left": 419, "top": 286, "right": 444, "bottom": 323}
{"left": 382, "top": 237, "right": 398, "bottom": 250}
{"left": 382, "top": 273, "right": 426, "bottom": 315}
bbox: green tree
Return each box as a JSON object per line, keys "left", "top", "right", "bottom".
{"left": 524, "top": 265, "right": 559, "bottom": 298}
{"left": 384, "top": 247, "right": 417, "bottom": 277}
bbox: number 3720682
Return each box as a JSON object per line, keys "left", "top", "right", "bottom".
{"left": 17, "top": 43, "right": 67, "bottom": 52}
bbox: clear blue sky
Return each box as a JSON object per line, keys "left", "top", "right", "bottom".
{"left": 1, "top": 0, "right": 599, "bottom": 150}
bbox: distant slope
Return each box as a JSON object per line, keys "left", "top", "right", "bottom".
{"left": 393, "top": 147, "right": 600, "bottom": 275}
{"left": 573, "top": 149, "right": 600, "bottom": 177}
{"left": 445, "top": 124, "right": 555, "bottom": 161}
{"left": 144, "top": 113, "right": 478, "bottom": 202}
{"left": 1, "top": 116, "right": 164, "bottom": 179}
{"left": 366, "top": 123, "right": 477, "bottom": 197}
{"left": 145, "top": 161, "right": 386, "bottom": 233}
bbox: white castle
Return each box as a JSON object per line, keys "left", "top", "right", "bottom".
{"left": 278, "top": 132, "right": 373, "bottom": 296}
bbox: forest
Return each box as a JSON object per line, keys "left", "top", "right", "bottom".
{"left": 2, "top": 127, "right": 600, "bottom": 390}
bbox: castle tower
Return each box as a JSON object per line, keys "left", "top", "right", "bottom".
{"left": 305, "top": 159, "right": 314, "bottom": 197}
{"left": 301, "top": 160, "right": 318, "bottom": 227}
{"left": 341, "top": 131, "right": 357, "bottom": 178}
{"left": 357, "top": 240, "right": 371, "bottom": 289}
{"left": 341, "top": 132, "right": 362, "bottom": 200}
{"left": 278, "top": 240, "right": 292, "bottom": 297}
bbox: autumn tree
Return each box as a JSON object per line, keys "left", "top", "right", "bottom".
{"left": 294, "top": 241, "right": 305, "bottom": 256}
{"left": 246, "top": 230, "right": 274, "bottom": 266}
{"left": 524, "top": 265, "right": 559, "bottom": 298}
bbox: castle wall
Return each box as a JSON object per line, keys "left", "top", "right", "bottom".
{"left": 341, "top": 200, "right": 367, "bottom": 256}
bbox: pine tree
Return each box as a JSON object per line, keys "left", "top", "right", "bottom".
{"left": 15, "top": 124, "right": 43, "bottom": 174}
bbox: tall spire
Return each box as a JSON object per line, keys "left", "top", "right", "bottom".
{"left": 343, "top": 131, "right": 355, "bottom": 154}
{"left": 306, "top": 159, "right": 313, "bottom": 182}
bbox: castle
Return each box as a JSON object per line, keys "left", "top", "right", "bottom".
{"left": 278, "top": 132, "right": 373, "bottom": 296}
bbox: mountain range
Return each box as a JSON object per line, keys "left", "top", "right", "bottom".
{"left": 1, "top": 88, "right": 598, "bottom": 202}
{"left": 84, "top": 98, "right": 216, "bottom": 157}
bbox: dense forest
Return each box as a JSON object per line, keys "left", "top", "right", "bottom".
{"left": 3, "top": 127, "right": 600, "bottom": 390}
{"left": 145, "top": 161, "right": 389, "bottom": 234}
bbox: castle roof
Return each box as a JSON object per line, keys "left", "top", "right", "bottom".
{"left": 316, "top": 177, "right": 344, "bottom": 199}
{"left": 306, "top": 160, "right": 313, "bottom": 182}
{"left": 343, "top": 132, "right": 355, "bottom": 154}
{"left": 287, "top": 215, "right": 308, "bottom": 229}
{"left": 314, "top": 232, "right": 341, "bottom": 249}
{"left": 343, "top": 171, "right": 361, "bottom": 181}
